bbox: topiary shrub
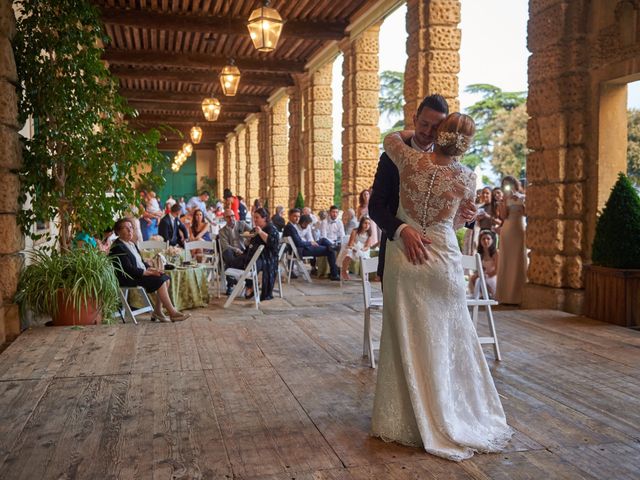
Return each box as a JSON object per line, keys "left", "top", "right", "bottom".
{"left": 592, "top": 173, "right": 640, "bottom": 268}
{"left": 294, "top": 192, "right": 305, "bottom": 209}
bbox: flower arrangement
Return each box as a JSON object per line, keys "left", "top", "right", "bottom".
{"left": 165, "top": 246, "right": 184, "bottom": 265}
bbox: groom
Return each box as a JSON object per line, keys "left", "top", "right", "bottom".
{"left": 370, "top": 94, "right": 477, "bottom": 280}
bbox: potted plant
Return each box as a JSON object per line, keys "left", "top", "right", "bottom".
{"left": 584, "top": 173, "right": 640, "bottom": 327}
{"left": 16, "top": 248, "right": 120, "bottom": 326}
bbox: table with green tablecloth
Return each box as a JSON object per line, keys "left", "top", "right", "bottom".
{"left": 129, "top": 265, "right": 210, "bottom": 311}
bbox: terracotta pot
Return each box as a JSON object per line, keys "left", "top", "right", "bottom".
{"left": 52, "top": 289, "right": 102, "bottom": 326}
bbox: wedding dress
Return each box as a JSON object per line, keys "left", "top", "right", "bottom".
{"left": 371, "top": 132, "right": 512, "bottom": 461}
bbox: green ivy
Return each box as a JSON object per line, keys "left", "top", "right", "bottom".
{"left": 592, "top": 173, "right": 640, "bottom": 268}
{"left": 14, "top": 0, "right": 166, "bottom": 251}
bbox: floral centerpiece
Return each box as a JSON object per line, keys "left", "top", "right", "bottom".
{"left": 165, "top": 246, "right": 184, "bottom": 265}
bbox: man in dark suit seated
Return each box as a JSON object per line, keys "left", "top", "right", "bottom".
{"left": 283, "top": 208, "right": 340, "bottom": 281}
{"left": 158, "top": 203, "right": 189, "bottom": 247}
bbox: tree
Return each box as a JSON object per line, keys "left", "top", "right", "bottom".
{"left": 15, "top": 0, "right": 165, "bottom": 251}
{"left": 379, "top": 70, "right": 405, "bottom": 142}
{"left": 464, "top": 84, "right": 528, "bottom": 176}
{"left": 627, "top": 109, "right": 640, "bottom": 186}
{"left": 334, "top": 160, "right": 342, "bottom": 206}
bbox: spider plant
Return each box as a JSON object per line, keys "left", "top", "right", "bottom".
{"left": 16, "top": 248, "right": 120, "bottom": 325}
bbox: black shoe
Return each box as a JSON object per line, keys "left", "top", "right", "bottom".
{"left": 329, "top": 275, "right": 341, "bottom": 281}
{"left": 311, "top": 267, "right": 319, "bottom": 276}
{"left": 260, "top": 295, "right": 274, "bottom": 301}
{"left": 225, "top": 286, "right": 234, "bottom": 296}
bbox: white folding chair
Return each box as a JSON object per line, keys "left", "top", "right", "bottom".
{"left": 116, "top": 287, "right": 154, "bottom": 325}
{"left": 361, "top": 257, "right": 382, "bottom": 368}
{"left": 338, "top": 234, "right": 351, "bottom": 288}
{"left": 184, "top": 239, "right": 221, "bottom": 298}
{"left": 223, "top": 245, "right": 264, "bottom": 309}
{"left": 275, "top": 242, "right": 288, "bottom": 299}
{"left": 283, "top": 236, "right": 313, "bottom": 283}
{"left": 462, "top": 253, "right": 502, "bottom": 361}
{"left": 139, "top": 240, "right": 168, "bottom": 251}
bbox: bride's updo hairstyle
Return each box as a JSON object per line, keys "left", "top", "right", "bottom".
{"left": 435, "top": 113, "right": 476, "bottom": 157}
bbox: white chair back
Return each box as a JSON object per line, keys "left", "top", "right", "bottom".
{"left": 462, "top": 253, "right": 502, "bottom": 361}
{"left": 184, "top": 239, "right": 215, "bottom": 261}
{"left": 223, "top": 245, "right": 265, "bottom": 309}
{"left": 283, "top": 236, "right": 312, "bottom": 283}
{"left": 360, "top": 257, "right": 382, "bottom": 368}
{"left": 139, "top": 240, "right": 167, "bottom": 251}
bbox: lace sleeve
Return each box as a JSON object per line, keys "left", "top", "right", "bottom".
{"left": 383, "top": 132, "right": 423, "bottom": 171}
{"left": 453, "top": 170, "right": 477, "bottom": 230}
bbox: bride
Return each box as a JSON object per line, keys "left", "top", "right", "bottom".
{"left": 371, "top": 113, "right": 512, "bottom": 461}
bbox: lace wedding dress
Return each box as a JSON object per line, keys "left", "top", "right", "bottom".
{"left": 371, "top": 133, "right": 513, "bottom": 461}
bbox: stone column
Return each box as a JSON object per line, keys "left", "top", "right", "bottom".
{"left": 235, "top": 126, "right": 247, "bottom": 199}
{"left": 224, "top": 133, "right": 237, "bottom": 195}
{"left": 215, "top": 143, "right": 224, "bottom": 200}
{"left": 267, "top": 94, "right": 290, "bottom": 210}
{"left": 0, "top": 0, "right": 22, "bottom": 344}
{"left": 258, "top": 110, "right": 270, "bottom": 203}
{"left": 303, "top": 62, "right": 334, "bottom": 211}
{"left": 523, "top": 0, "right": 589, "bottom": 313}
{"left": 287, "top": 83, "right": 304, "bottom": 206}
{"left": 245, "top": 115, "right": 261, "bottom": 205}
{"left": 404, "top": 0, "right": 461, "bottom": 124}
{"left": 341, "top": 24, "right": 381, "bottom": 210}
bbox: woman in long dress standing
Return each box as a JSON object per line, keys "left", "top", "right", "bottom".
{"left": 495, "top": 176, "right": 527, "bottom": 304}
{"left": 371, "top": 113, "right": 512, "bottom": 462}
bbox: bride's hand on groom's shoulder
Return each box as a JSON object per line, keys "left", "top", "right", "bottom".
{"left": 400, "top": 225, "right": 431, "bottom": 265}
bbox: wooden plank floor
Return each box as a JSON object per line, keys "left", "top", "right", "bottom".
{"left": 0, "top": 279, "right": 639, "bottom": 479}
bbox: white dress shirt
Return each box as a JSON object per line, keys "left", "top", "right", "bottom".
{"left": 295, "top": 223, "right": 314, "bottom": 243}
{"left": 320, "top": 218, "right": 345, "bottom": 243}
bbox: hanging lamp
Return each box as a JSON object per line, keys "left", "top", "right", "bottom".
{"left": 219, "top": 59, "right": 241, "bottom": 96}
{"left": 201, "top": 97, "right": 221, "bottom": 121}
{"left": 190, "top": 125, "right": 203, "bottom": 144}
{"left": 247, "top": 0, "right": 283, "bottom": 52}
{"left": 182, "top": 142, "right": 194, "bottom": 156}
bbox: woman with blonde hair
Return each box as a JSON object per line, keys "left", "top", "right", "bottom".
{"left": 372, "top": 113, "right": 512, "bottom": 461}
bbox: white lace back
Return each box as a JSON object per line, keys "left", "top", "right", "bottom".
{"left": 383, "top": 133, "right": 476, "bottom": 231}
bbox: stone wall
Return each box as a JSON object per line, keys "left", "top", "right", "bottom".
{"left": 524, "top": 0, "right": 640, "bottom": 313}
{"left": 404, "top": 0, "right": 461, "bottom": 125}
{"left": 224, "top": 134, "right": 237, "bottom": 195}
{"left": 303, "top": 62, "right": 334, "bottom": 211}
{"left": 287, "top": 83, "right": 303, "bottom": 206}
{"left": 0, "top": 0, "right": 22, "bottom": 346}
{"left": 267, "top": 94, "right": 290, "bottom": 209}
{"left": 258, "top": 110, "right": 269, "bottom": 203}
{"left": 245, "top": 116, "right": 260, "bottom": 205}
{"left": 341, "top": 24, "right": 381, "bottom": 210}
{"left": 235, "top": 126, "right": 247, "bottom": 200}
{"left": 215, "top": 143, "right": 224, "bottom": 200}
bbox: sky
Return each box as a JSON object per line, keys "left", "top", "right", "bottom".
{"left": 331, "top": 0, "right": 640, "bottom": 163}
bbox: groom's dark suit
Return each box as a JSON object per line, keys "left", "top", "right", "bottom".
{"left": 369, "top": 138, "right": 411, "bottom": 279}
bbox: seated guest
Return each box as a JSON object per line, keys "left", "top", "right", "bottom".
{"left": 189, "top": 209, "right": 212, "bottom": 262}
{"left": 109, "top": 218, "right": 190, "bottom": 322}
{"left": 337, "top": 216, "right": 373, "bottom": 281}
{"left": 283, "top": 208, "right": 340, "bottom": 281}
{"left": 159, "top": 203, "right": 189, "bottom": 247}
{"left": 225, "top": 208, "right": 280, "bottom": 301}
{"left": 320, "top": 205, "right": 345, "bottom": 250}
{"left": 271, "top": 205, "right": 286, "bottom": 232}
{"left": 219, "top": 208, "right": 251, "bottom": 294}
{"left": 342, "top": 208, "right": 359, "bottom": 237}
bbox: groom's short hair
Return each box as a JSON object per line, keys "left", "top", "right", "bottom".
{"left": 417, "top": 94, "right": 449, "bottom": 116}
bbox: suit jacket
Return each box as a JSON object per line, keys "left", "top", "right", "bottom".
{"left": 219, "top": 221, "right": 251, "bottom": 253}
{"left": 158, "top": 214, "right": 188, "bottom": 246}
{"left": 109, "top": 238, "right": 148, "bottom": 285}
{"left": 370, "top": 148, "right": 403, "bottom": 278}
{"left": 283, "top": 222, "right": 312, "bottom": 249}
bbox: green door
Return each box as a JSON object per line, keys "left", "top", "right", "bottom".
{"left": 155, "top": 152, "right": 197, "bottom": 205}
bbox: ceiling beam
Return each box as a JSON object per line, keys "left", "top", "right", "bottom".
{"left": 110, "top": 66, "right": 293, "bottom": 87}
{"left": 129, "top": 100, "right": 260, "bottom": 114}
{"left": 131, "top": 114, "right": 244, "bottom": 126}
{"left": 104, "top": 49, "right": 305, "bottom": 73}
{"left": 100, "top": 8, "right": 347, "bottom": 41}
{"left": 119, "top": 89, "right": 268, "bottom": 105}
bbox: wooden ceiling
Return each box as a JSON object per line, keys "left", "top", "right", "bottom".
{"left": 95, "top": 0, "right": 373, "bottom": 150}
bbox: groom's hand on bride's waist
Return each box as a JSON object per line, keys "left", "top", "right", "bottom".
{"left": 459, "top": 200, "right": 478, "bottom": 223}
{"left": 400, "top": 226, "right": 432, "bottom": 265}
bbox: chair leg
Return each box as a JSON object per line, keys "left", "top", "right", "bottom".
{"left": 253, "top": 269, "right": 260, "bottom": 309}
{"left": 123, "top": 289, "right": 137, "bottom": 325}
{"left": 277, "top": 267, "right": 283, "bottom": 298}
{"left": 223, "top": 277, "right": 245, "bottom": 308}
{"left": 287, "top": 258, "right": 293, "bottom": 283}
{"left": 363, "top": 309, "right": 369, "bottom": 357}
{"left": 485, "top": 307, "right": 502, "bottom": 361}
